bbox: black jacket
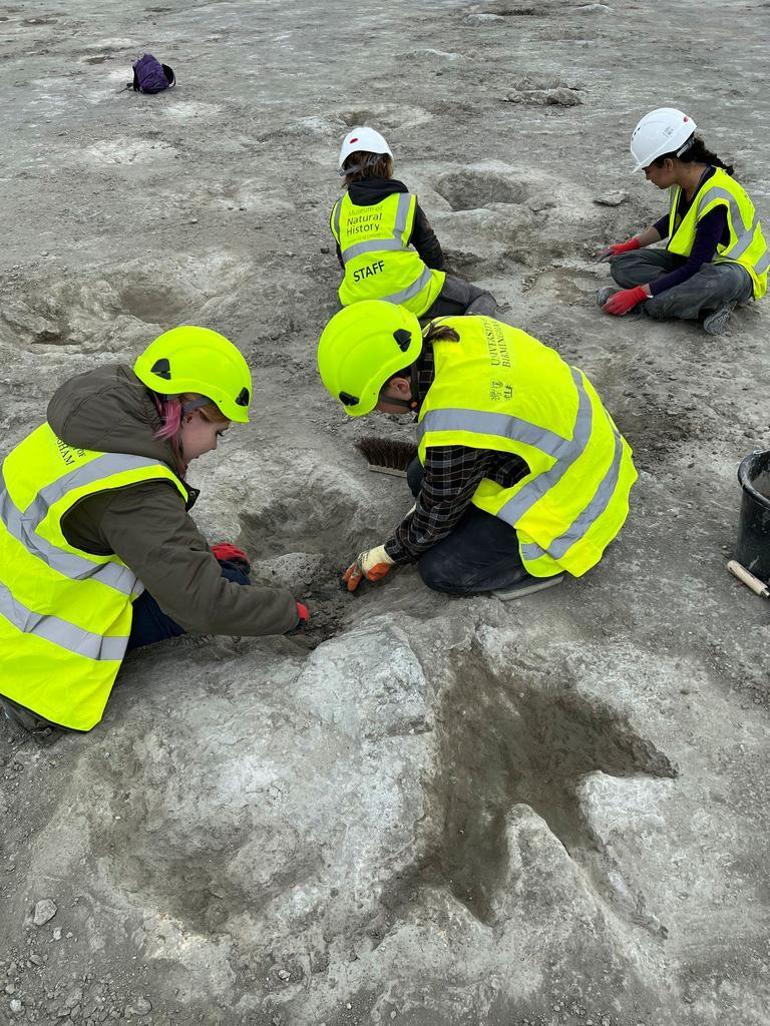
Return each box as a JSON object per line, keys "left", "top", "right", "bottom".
{"left": 333, "top": 177, "right": 444, "bottom": 270}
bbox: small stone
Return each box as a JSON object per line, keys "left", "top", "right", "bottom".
{"left": 10, "top": 998, "right": 23, "bottom": 1014}
{"left": 346, "top": 1003, "right": 352, "bottom": 1010}
{"left": 65, "top": 986, "right": 83, "bottom": 1009}
{"left": 276, "top": 970, "right": 290, "bottom": 981}
{"left": 125, "top": 997, "right": 152, "bottom": 1016}
{"left": 187, "top": 218, "right": 198, "bottom": 225}
{"left": 390, "top": 1013, "right": 397, "bottom": 1020}
{"left": 593, "top": 190, "right": 629, "bottom": 207}
{"left": 52, "top": 928, "right": 62, "bottom": 941}
{"left": 33, "top": 899, "right": 57, "bottom": 926}
{"left": 320, "top": 245, "right": 330, "bottom": 254}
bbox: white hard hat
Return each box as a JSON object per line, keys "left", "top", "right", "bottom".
{"left": 629, "top": 107, "right": 697, "bottom": 172}
{"left": 338, "top": 126, "right": 393, "bottom": 170}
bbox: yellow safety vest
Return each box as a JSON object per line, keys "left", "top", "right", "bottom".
{"left": 330, "top": 191, "right": 445, "bottom": 315}
{"left": 416, "top": 318, "right": 638, "bottom": 578}
{"left": 0, "top": 423, "right": 187, "bottom": 731}
{"left": 667, "top": 167, "right": 768, "bottom": 299}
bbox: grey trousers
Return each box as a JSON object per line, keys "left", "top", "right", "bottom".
{"left": 421, "top": 273, "right": 497, "bottom": 319}
{"left": 609, "top": 249, "right": 753, "bottom": 321}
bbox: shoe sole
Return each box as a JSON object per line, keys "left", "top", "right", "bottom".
{"left": 492, "top": 574, "right": 565, "bottom": 601}
{"left": 703, "top": 304, "right": 734, "bottom": 336}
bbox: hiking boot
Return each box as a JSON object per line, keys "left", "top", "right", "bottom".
{"left": 492, "top": 571, "right": 565, "bottom": 601}
{"left": 596, "top": 285, "right": 616, "bottom": 308}
{"left": 703, "top": 303, "right": 735, "bottom": 336}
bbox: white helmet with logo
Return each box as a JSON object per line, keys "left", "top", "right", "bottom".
{"left": 338, "top": 126, "right": 393, "bottom": 170}
{"left": 630, "top": 108, "right": 697, "bottom": 172}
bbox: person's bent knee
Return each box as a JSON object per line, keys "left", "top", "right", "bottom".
{"left": 417, "top": 553, "right": 473, "bottom": 595}
{"left": 609, "top": 253, "right": 639, "bottom": 288}
{"left": 465, "top": 290, "right": 497, "bottom": 316}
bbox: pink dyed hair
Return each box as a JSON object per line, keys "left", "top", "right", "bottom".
{"left": 154, "top": 397, "right": 183, "bottom": 441}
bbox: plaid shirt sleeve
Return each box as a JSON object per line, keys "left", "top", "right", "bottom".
{"left": 384, "top": 446, "right": 493, "bottom": 564}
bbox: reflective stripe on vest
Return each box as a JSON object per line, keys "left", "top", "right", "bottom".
{"left": 381, "top": 265, "right": 434, "bottom": 305}
{"left": 755, "top": 249, "right": 770, "bottom": 275}
{"left": 519, "top": 430, "right": 623, "bottom": 562}
{"left": 667, "top": 169, "right": 768, "bottom": 298}
{"left": 416, "top": 317, "right": 637, "bottom": 577}
{"left": 0, "top": 579, "right": 127, "bottom": 661}
{"left": 417, "top": 402, "right": 574, "bottom": 459}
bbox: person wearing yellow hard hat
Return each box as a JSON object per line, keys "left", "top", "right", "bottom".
{"left": 0, "top": 326, "right": 308, "bottom": 739}
{"left": 330, "top": 126, "right": 497, "bottom": 319}
{"left": 317, "top": 301, "right": 637, "bottom": 599}
{"left": 597, "top": 107, "right": 768, "bottom": 335}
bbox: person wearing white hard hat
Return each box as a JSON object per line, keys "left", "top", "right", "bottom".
{"left": 597, "top": 107, "right": 768, "bottom": 335}
{"left": 329, "top": 126, "right": 497, "bottom": 319}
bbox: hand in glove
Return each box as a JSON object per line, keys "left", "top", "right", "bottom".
{"left": 285, "top": 601, "right": 310, "bottom": 635}
{"left": 597, "top": 238, "right": 641, "bottom": 261}
{"left": 602, "top": 285, "right": 648, "bottom": 316}
{"left": 342, "top": 545, "right": 395, "bottom": 592}
{"left": 211, "top": 542, "right": 250, "bottom": 572}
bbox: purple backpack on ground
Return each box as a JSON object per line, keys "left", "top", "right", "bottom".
{"left": 131, "top": 53, "right": 175, "bottom": 94}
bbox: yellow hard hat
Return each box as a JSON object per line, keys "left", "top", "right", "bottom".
{"left": 133, "top": 325, "right": 252, "bottom": 423}
{"left": 317, "top": 301, "right": 422, "bottom": 417}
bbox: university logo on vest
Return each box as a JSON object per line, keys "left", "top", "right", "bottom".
{"left": 55, "top": 436, "right": 87, "bottom": 466}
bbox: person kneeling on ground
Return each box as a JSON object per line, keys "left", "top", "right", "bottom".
{"left": 317, "top": 301, "right": 637, "bottom": 599}
{"left": 597, "top": 107, "right": 768, "bottom": 335}
{"left": 0, "top": 326, "right": 308, "bottom": 738}
{"left": 330, "top": 126, "right": 497, "bottom": 320}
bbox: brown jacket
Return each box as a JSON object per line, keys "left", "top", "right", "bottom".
{"left": 47, "top": 364, "right": 299, "bottom": 636}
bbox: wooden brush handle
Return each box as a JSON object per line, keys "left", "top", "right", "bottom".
{"left": 727, "top": 560, "right": 770, "bottom": 597}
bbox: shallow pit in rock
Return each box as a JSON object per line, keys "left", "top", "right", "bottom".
{"left": 433, "top": 169, "right": 529, "bottom": 211}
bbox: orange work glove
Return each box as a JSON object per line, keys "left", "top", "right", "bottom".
{"left": 342, "top": 545, "right": 395, "bottom": 592}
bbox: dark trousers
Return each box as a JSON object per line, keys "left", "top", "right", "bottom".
{"left": 406, "top": 459, "right": 525, "bottom": 595}
{"left": 127, "top": 560, "right": 250, "bottom": 651}
{"left": 610, "top": 249, "right": 753, "bottom": 320}
{"left": 421, "top": 273, "right": 497, "bottom": 319}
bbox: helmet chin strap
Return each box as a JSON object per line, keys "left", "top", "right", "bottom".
{"left": 382, "top": 396, "right": 417, "bottom": 412}
{"left": 381, "top": 363, "right": 420, "bottom": 412}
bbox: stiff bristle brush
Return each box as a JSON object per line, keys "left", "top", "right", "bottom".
{"left": 354, "top": 436, "right": 417, "bottom": 478}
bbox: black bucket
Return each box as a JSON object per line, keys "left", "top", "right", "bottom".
{"left": 736, "top": 450, "right": 770, "bottom": 582}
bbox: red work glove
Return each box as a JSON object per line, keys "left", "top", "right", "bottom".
{"left": 598, "top": 238, "right": 641, "bottom": 261}
{"left": 285, "top": 601, "right": 310, "bottom": 635}
{"left": 602, "top": 285, "right": 648, "bottom": 316}
{"left": 342, "top": 545, "right": 395, "bottom": 593}
{"left": 211, "top": 542, "right": 250, "bottom": 571}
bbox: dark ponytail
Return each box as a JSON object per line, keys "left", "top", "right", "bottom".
{"left": 423, "top": 321, "right": 461, "bottom": 345}
{"left": 655, "top": 135, "right": 734, "bottom": 176}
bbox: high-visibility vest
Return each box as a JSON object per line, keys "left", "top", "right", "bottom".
{"left": 416, "top": 317, "right": 638, "bottom": 578}
{"left": 666, "top": 167, "right": 769, "bottom": 299}
{"left": 0, "top": 423, "right": 187, "bottom": 731}
{"left": 330, "top": 191, "right": 445, "bottom": 315}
